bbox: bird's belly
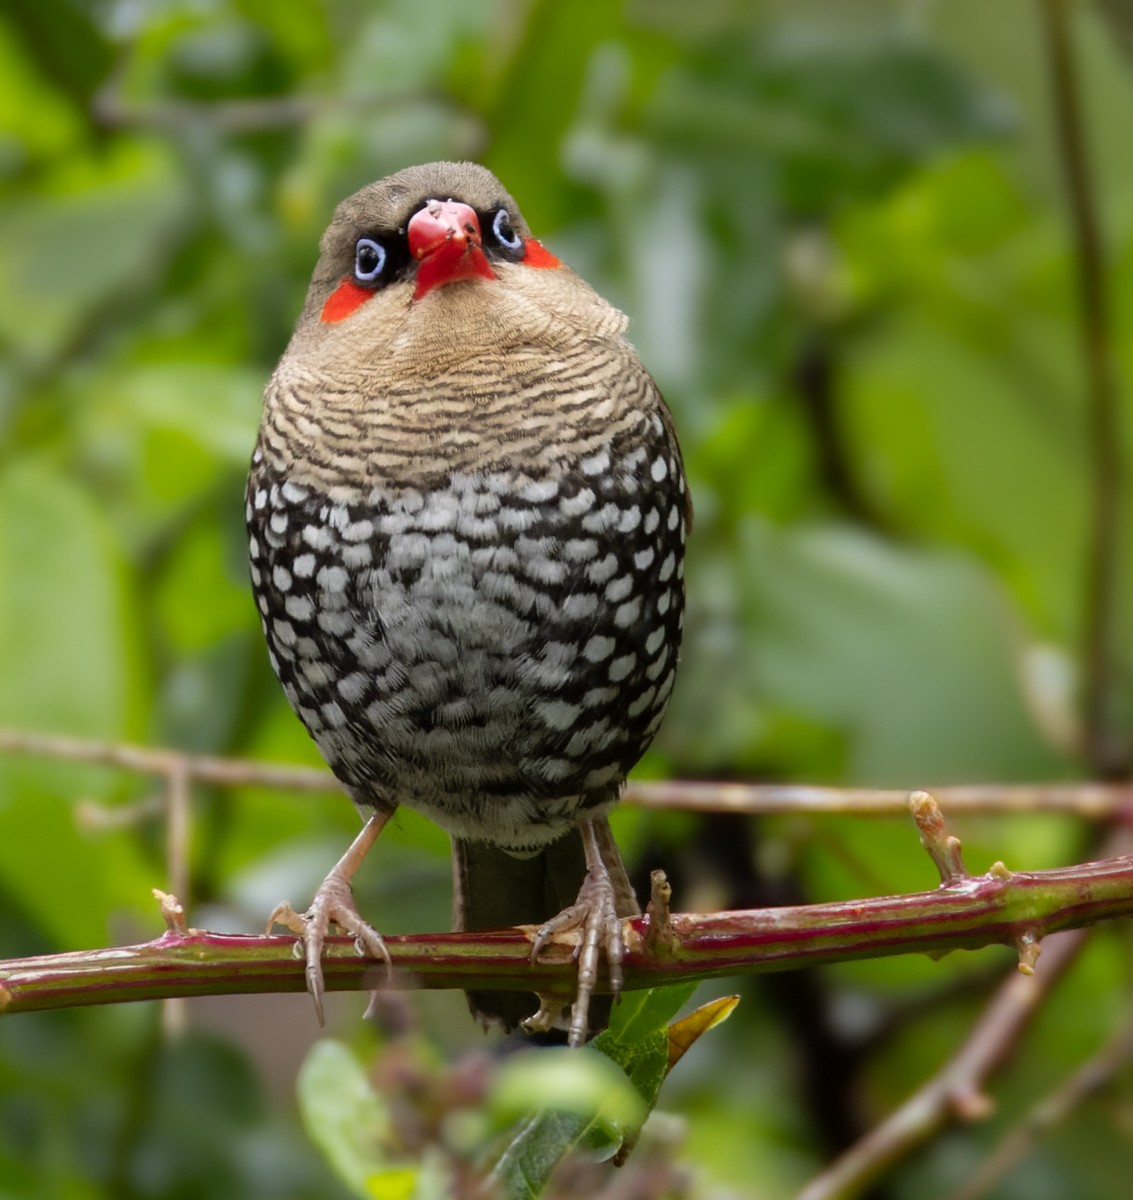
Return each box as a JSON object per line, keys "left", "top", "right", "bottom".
{"left": 249, "top": 468, "right": 685, "bottom": 850}
{"left": 339, "top": 559, "right": 581, "bottom": 845}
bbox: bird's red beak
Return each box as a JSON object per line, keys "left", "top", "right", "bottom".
{"left": 408, "top": 199, "right": 496, "bottom": 300}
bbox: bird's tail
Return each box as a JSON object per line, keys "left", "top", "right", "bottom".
{"left": 451, "top": 821, "right": 638, "bottom": 1037}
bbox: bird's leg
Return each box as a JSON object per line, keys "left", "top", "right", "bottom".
{"left": 267, "top": 809, "right": 393, "bottom": 1023}
{"left": 528, "top": 815, "right": 639, "bottom": 1047}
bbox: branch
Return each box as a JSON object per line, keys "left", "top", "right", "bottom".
{"left": 0, "top": 728, "right": 334, "bottom": 792}
{"left": 3, "top": 729, "right": 1133, "bottom": 817}
{"left": 945, "top": 1011, "right": 1133, "bottom": 1200}
{"left": 90, "top": 69, "right": 471, "bottom": 136}
{"left": 795, "top": 817, "right": 1133, "bottom": 1200}
{"left": 3, "top": 840, "right": 1133, "bottom": 1017}
{"left": 627, "top": 778, "right": 1133, "bottom": 818}
{"left": 797, "top": 926, "right": 1089, "bottom": 1200}
{"left": 1041, "top": 0, "right": 1126, "bottom": 776}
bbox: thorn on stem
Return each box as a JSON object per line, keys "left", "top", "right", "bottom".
{"left": 909, "top": 790, "right": 971, "bottom": 884}
{"left": 1016, "top": 930, "right": 1042, "bottom": 975}
{"left": 152, "top": 889, "right": 189, "bottom": 936}
{"left": 644, "top": 869, "right": 680, "bottom": 958}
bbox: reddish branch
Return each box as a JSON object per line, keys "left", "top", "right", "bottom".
{"left": 2, "top": 732, "right": 1132, "bottom": 1026}
{"left": 2, "top": 848, "right": 1132, "bottom": 1017}
{"left": 4, "top": 726, "right": 1132, "bottom": 1196}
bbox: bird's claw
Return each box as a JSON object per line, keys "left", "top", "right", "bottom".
{"left": 530, "top": 867, "right": 625, "bottom": 1047}
{"left": 267, "top": 874, "right": 390, "bottom": 1025}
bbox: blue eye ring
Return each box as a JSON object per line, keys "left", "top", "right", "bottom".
{"left": 492, "top": 208, "right": 522, "bottom": 251}
{"left": 354, "top": 237, "right": 387, "bottom": 282}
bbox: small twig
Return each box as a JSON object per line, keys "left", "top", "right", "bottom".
{"left": 153, "top": 890, "right": 189, "bottom": 937}
{"left": 0, "top": 729, "right": 334, "bottom": 791}
{"left": 1041, "top": 0, "right": 1126, "bottom": 776}
{"left": 643, "top": 869, "right": 680, "bottom": 958}
{"left": 625, "top": 779, "right": 1133, "bottom": 818}
{"left": 910, "top": 791, "right": 971, "bottom": 884}
{"left": 91, "top": 79, "right": 469, "bottom": 136}
{"left": 945, "top": 1013, "right": 1133, "bottom": 1200}
{"left": 95, "top": 89, "right": 327, "bottom": 132}
{"left": 4, "top": 729, "right": 1133, "bottom": 818}
{"left": 796, "top": 927, "right": 1088, "bottom": 1200}
{"left": 76, "top": 795, "right": 165, "bottom": 830}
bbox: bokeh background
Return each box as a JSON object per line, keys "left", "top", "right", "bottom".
{"left": 3, "top": 1, "right": 1133, "bottom": 1197}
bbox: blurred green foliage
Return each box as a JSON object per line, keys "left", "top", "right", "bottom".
{"left": 2, "top": 1, "right": 1133, "bottom": 1197}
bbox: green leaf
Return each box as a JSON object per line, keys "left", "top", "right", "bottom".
{"left": 593, "top": 983, "right": 699, "bottom": 1107}
{"left": 649, "top": 26, "right": 1015, "bottom": 209}
{"left": 0, "top": 463, "right": 140, "bottom": 732}
{"left": 0, "top": 142, "right": 185, "bottom": 367}
{"left": 486, "top": 988, "right": 703, "bottom": 1196}
{"left": 297, "top": 1039, "right": 422, "bottom": 1200}
{"left": 0, "top": 462, "right": 152, "bottom": 947}
{"left": 734, "top": 520, "right": 1067, "bottom": 783}
{"left": 487, "top": 1048, "right": 646, "bottom": 1196}
{"left": 603, "top": 982, "right": 700, "bottom": 1045}
{"left": 0, "top": 20, "right": 84, "bottom": 167}
{"left": 154, "top": 516, "right": 252, "bottom": 653}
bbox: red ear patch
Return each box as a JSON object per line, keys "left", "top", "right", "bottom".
{"left": 321, "top": 277, "right": 373, "bottom": 323}
{"left": 523, "top": 239, "right": 561, "bottom": 269}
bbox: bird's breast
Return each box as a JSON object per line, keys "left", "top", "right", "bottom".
{"left": 260, "top": 336, "right": 656, "bottom": 494}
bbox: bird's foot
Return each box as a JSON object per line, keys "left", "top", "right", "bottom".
{"left": 528, "top": 864, "right": 625, "bottom": 1048}
{"left": 267, "top": 872, "right": 389, "bottom": 1025}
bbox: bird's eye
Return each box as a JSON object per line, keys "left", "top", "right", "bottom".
{"left": 491, "top": 208, "right": 523, "bottom": 252}
{"left": 354, "top": 238, "right": 387, "bottom": 283}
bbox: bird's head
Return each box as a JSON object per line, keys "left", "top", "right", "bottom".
{"left": 287, "top": 162, "right": 618, "bottom": 379}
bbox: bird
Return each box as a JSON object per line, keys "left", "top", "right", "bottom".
{"left": 246, "top": 161, "right": 688, "bottom": 1046}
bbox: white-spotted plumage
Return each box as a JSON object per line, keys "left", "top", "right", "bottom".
{"left": 246, "top": 160, "right": 690, "bottom": 1039}
{"left": 249, "top": 452, "right": 685, "bottom": 849}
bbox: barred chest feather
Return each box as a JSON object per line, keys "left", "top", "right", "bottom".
{"left": 246, "top": 410, "right": 686, "bottom": 852}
